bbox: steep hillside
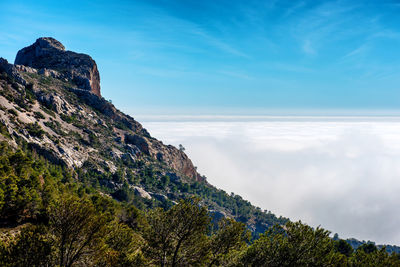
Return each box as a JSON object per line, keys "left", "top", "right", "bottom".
{"left": 0, "top": 37, "right": 286, "bottom": 233}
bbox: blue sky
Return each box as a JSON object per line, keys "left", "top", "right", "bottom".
{"left": 1, "top": 0, "right": 400, "bottom": 115}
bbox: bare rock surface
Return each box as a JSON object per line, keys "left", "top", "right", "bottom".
{"left": 1, "top": 38, "right": 202, "bottom": 182}
{"left": 132, "top": 186, "right": 152, "bottom": 199}
{"left": 15, "top": 37, "right": 101, "bottom": 96}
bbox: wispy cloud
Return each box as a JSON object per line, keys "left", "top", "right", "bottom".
{"left": 189, "top": 29, "right": 250, "bottom": 58}
{"left": 370, "top": 29, "right": 400, "bottom": 40}
{"left": 271, "top": 63, "right": 315, "bottom": 73}
{"left": 135, "top": 66, "right": 207, "bottom": 79}
{"left": 134, "top": 5, "right": 250, "bottom": 59}
{"left": 283, "top": 1, "right": 306, "bottom": 18}
{"left": 218, "top": 70, "right": 253, "bottom": 80}
{"left": 288, "top": 1, "right": 362, "bottom": 55}
{"left": 302, "top": 39, "right": 315, "bottom": 55}
{"left": 341, "top": 44, "right": 370, "bottom": 60}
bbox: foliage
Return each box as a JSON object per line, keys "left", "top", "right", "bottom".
{"left": 0, "top": 146, "right": 46, "bottom": 223}
{"left": 334, "top": 239, "right": 354, "bottom": 257}
{"left": 143, "top": 197, "right": 210, "bottom": 267}
{"left": 350, "top": 246, "right": 400, "bottom": 267}
{"left": 0, "top": 124, "right": 10, "bottom": 139}
{"left": 0, "top": 224, "right": 53, "bottom": 267}
{"left": 33, "top": 111, "right": 45, "bottom": 120}
{"left": 7, "top": 109, "right": 17, "bottom": 117}
{"left": 240, "top": 221, "right": 346, "bottom": 267}
{"left": 25, "top": 122, "right": 45, "bottom": 138}
{"left": 208, "top": 218, "right": 250, "bottom": 267}
{"left": 49, "top": 194, "right": 108, "bottom": 266}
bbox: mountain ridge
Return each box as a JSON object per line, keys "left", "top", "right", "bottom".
{"left": 0, "top": 37, "right": 203, "bottom": 182}
{"left": 0, "top": 37, "right": 285, "bottom": 235}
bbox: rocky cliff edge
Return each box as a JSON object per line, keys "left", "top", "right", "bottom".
{"left": 14, "top": 37, "right": 101, "bottom": 97}
{"left": 0, "top": 37, "right": 203, "bottom": 182}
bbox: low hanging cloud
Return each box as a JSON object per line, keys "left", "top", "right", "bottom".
{"left": 140, "top": 117, "right": 400, "bottom": 245}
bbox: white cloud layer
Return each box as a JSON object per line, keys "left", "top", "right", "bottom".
{"left": 140, "top": 117, "right": 400, "bottom": 245}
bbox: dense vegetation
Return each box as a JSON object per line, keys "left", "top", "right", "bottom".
{"left": 1, "top": 143, "right": 400, "bottom": 266}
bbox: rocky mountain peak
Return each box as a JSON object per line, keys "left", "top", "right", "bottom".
{"left": 33, "top": 37, "right": 65, "bottom": 51}
{"left": 14, "top": 37, "right": 101, "bottom": 97}
{"left": 0, "top": 38, "right": 203, "bottom": 182}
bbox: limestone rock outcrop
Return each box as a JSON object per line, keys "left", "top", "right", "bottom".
{"left": 0, "top": 58, "right": 28, "bottom": 85}
{"left": 14, "top": 37, "right": 101, "bottom": 96}
{"left": 2, "top": 37, "right": 203, "bottom": 182}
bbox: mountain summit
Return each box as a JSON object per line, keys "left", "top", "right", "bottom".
{"left": 14, "top": 37, "right": 101, "bottom": 97}
{"left": 1, "top": 37, "right": 203, "bottom": 181}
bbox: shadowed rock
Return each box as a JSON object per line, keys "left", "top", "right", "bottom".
{"left": 15, "top": 37, "right": 101, "bottom": 96}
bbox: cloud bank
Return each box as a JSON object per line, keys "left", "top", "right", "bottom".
{"left": 140, "top": 117, "right": 400, "bottom": 245}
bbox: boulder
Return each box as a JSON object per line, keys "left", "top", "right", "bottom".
{"left": 0, "top": 58, "right": 27, "bottom": 85}
{"left": 125, "top": 134, "right": 150, "bottom": 155}
{"left": 151, "top": 193, "right": 168, "bottom": 202}
{"left": 37, "top": 92, "right": 73, "bottom": 114}
{"left": 132, "top": 186, "right": 152, "bottom": 199}
{"left": 14, "top": 64, "right": 37, "bottom": 74}
{"left": 38, "top": 68, "right": 61, "bottom": 79}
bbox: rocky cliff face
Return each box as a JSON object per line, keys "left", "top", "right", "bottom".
{"left": 1, "top": 37, "right": 202, "bottom": 182}
{"left": 14, "top": 37, "right": 101, "bottom": 97}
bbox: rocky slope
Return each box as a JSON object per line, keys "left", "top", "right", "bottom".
{"left": 0, "top": 37, "right": 286, "bottom": 234}
{"left": 1, "top": 37, "right": 201, "bottom": 182}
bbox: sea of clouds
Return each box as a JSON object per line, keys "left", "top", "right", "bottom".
{"left": 139, "top": 116, "right": 400, "bottom": 245}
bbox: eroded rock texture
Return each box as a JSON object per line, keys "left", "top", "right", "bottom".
{"left": 15, "top": 37, "right": 101, "bottom": 96}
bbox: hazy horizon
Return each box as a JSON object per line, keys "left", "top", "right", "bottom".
{"left": 138, "top": 114, "right": 400, "bottom": 245}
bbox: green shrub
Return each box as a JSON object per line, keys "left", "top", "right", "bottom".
{"left": 42, "top": 107, "right": 56, "bottom": 118}
{"left": 7, "top": 109, "right": 17, "bottom": 116}
{"left": 33, "top": 111, "right": 45, "bottom": 120}
{"left": 26, "top": 123, "right": 45, "bottom": 138}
